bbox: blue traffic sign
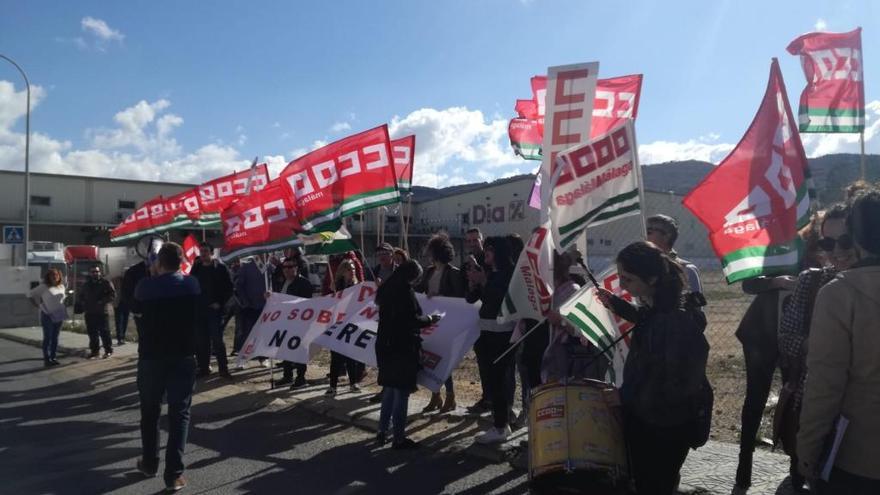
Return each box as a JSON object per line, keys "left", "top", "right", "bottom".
{"left": 3, "top": 225, "right": 24, "bottom": 244}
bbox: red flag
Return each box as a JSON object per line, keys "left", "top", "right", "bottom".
{"left": 515, "top": 99, "right": 539, "bottom": 120}
{"left": 508, "top": 118, "right": 543, "bottom": 160}
{"left": 787, "top": 28, "right": 864, "bottom": 132}
{"left": 165, "top": 188, "right": 202, "bottom": 223}
{"left": 280, "top": 124, "right": 399, "bottom": 231}
{"left": 197, "top": 164, "right": 271, "bottom": 222}
{"left": 391, "top": 135, "right": 415, "bottom": 194}
{"left": 221, "top": 179, "right": 303, "bottom": 259}
{"left": 683, "top": 59, "right": 812, "bottom": 283}
{"left": 110, "top": 196, "right": 164, "bottom": 242}
{"left": 590, "top": 74, "right": 644, "bottom": 138}
{"left": 180, "top": 234, "right": 200, "bottom": 274}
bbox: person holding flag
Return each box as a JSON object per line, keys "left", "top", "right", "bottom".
{"left": 542, "top": 250, "right": 606, "bottom": 383}
{"left": 468, "top": 236, "right": 517, "bottom": 445}
{"left": 595, "top": 241, "right": 711, "bottom": 495}
{"left": 269, "top": 257, "right": 314, "bottom": 390}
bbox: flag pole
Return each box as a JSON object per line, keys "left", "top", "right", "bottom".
{"left": 630, "top": 123, "right": 648, "bottom": 238}
{"left": 405, "top": 193, "right": 413, "bottom": 252}
{"left": 860, "top": 131, "right": 867, "bottom": 181}
{"left": 492, "top": 318, "right": 547, "bottom": 365}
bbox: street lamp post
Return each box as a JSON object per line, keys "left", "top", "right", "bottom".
{"left": 0, "top": 54, "right": 30, "bottom": 266}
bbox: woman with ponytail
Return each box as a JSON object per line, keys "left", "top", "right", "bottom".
{"left": 596, "top": 241, "right": 711, "bottom": 495}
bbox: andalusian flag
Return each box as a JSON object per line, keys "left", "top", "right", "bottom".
{"left": 787, "top": 28, "right": 864, "bottom": 133}
{"left": 557, "top": 276, "right": 628, "bottom": 386}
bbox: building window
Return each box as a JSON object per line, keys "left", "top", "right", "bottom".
{"left": 30, "top": 195, "right": 51, "bottom": 206}
{"left": 118, "top": 199, "right": 136, "bottom": 209}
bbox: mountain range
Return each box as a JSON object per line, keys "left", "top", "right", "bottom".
{"left": 411, "top": 153, "right": 879, "bottom": 205}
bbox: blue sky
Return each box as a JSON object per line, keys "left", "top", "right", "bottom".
{"left": 0, "top": 0, "right": 876, "bottom": 188}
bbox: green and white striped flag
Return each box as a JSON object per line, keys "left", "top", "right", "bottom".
{"left": 557, "top": 280, "right": 629, "bottom": 386}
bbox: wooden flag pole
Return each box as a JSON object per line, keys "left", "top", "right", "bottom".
{"left": 860, "top": 131, "right": 867, "bottom": 181}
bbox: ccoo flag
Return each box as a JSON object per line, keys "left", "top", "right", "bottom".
{"left": 787, "top": 28, "right": 864, "bottom": 133}
{"left": 498, "top": 221, "right": 554, "bottom": 323}
{"left": 684, "top": 59, "right": 812, "bottom": 284}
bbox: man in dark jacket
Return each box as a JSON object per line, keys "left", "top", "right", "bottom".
{"left": 79, "top": 265, "right": 117, "bottom": 359}
{"left": 272, "top": 257, "right": 313, "bottom": 389}
{"left": 121, "top": 260, "right": 150, "bottom": 341}
{"left": 190, "top": 242, "right": 233, "bottom": 378}
{"left": 133, "top": 242, "right": 200, "bottom": 492}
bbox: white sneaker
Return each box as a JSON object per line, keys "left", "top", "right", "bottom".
{"left": 349, "top": 384, "right": 361, "bottom": 393}
{"left": 475, "top": 425, "right": 511, "bottom": 445}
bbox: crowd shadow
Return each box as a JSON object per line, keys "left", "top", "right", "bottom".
{"left": 1, "top": 348, "right": 532, "bottom": 494}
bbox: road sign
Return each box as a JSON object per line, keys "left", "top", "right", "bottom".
{"left": 3, "top": 225, "right": 24, "bottom": 244}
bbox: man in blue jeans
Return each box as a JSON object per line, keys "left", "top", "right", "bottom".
{"left": 190, "top": 242, "right": 233, "bottom": 378}
{"left": 133, "top": 242, "right": 200, "bottom": 492}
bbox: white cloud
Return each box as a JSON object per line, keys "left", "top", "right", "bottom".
{"left": 88, "top": 99, "right": 182, "bottom": 158}
{"left": 0, "top": 80, "right": 250, "bottom": 184}
{"left": 388, "top": 106, "right": 520, "bottom": 187}
{"left": 81, "top": 17, "right": 124, "bottom": 42}
{"left": 814, "top": 18, "right": 828, "bottom": 31}
{"left": 638, "top": 133, "right": 735, "bottom": 165}
{"left": 330, "top": 121, "right": 351, "bottom": 133}
{"left": 800, "top": 100, "right": 880, "bottom": 157}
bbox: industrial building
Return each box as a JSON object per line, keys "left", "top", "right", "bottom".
{"left": 0, "top": 169, "right": 715, "bottom": 268}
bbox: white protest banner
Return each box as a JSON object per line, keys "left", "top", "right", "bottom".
{"left": 536, "top": 62, "right": 599, "bottom": 219}
{"left": 550, "top": 120, "right": 641, "bottom": 252}
{"left": 238, "top": 283, "right": 378, "bottom": 364}
{"left": 314, "top": 293, "right": 480, "bottom": 393}
{"left": 414, "top": 296, "right": 480, "bottom": 392}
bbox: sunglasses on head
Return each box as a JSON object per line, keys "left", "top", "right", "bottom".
{"left": 818, "top": 234, "right": 853, "bottom": 252}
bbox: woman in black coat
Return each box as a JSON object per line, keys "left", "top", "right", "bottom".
{"left": 597, "top": 241, "right": 711, "bottom": 495}
{"left": 375, "top": 260, "right": 441, "bottom": 449}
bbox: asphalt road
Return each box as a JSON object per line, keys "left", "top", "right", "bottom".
{"left": 0, "top": 338, "right": 530, "bottom": 495}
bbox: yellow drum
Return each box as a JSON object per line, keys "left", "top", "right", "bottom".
{"left": 528, "top": 379, "right": 627, "bottom": 484}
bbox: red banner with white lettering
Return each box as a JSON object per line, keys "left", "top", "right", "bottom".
{"left": 280, "top": 124, "right": 399, "bottom": 231}
{"left": 165, "top": 188, "right": 202, "bottom": 224}
{"left": 509, "top": 118, "right": 543, "bottom": 160}
{"left": 786, "top": 28, "right": 864, "bottom": 132}
{"left": 110, "top": 196, "right": 165, "bottom": 242}
{"left": 221, "top": 179, "right": 303, "bottom": 259}
{"left": 180, "top": 234, "right": 200, "bottom": 274}
{"left": 198, "top": 164, "right": 271, "bottom": 223}
{"left": 590, "top": 74, "right": 644, "bottom": 138}
{"left": 391, "top": 135, "right": 415, "bottom": 194}
{"left": 683, "top": 59, "right": 812, "bottom": 283}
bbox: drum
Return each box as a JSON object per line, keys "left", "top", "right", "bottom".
{"left": 528, "top": 379, "right": 627, "bottom": 490}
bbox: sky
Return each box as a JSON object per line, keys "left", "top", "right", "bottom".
{"left": 0, "top": 0, "right": 877, "bottom": 189}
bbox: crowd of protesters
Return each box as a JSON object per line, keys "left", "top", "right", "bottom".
{"left": 25, "top": 178, "right": 880, "bottom": 494}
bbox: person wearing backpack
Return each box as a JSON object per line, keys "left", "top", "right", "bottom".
{"left": 597, "top": 241, "right": 712, "bottom": 495}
